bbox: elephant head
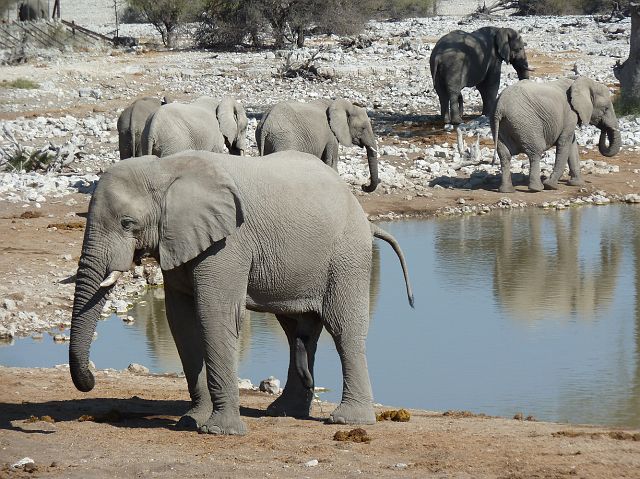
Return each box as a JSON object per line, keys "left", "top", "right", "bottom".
{"left": 328, "top": 99, "right": 380, "bottom": 192}
{"left": 569, "top": 77, "right": 621, "bottom": 157}
{"left": 217, "top": 97, "right": 249, "bottom": 156}
{"left": 495, "top": 28, "right": 530, "bottom": 80}
{"left": 69, "top": 154, "right": 243, "bottom": 392}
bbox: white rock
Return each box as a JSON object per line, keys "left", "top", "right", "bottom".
{"left": 238, "top": 378, "right": 254, "bottom": 389}
{"left": 11, "top": 457, "right": 35, "bottom": 469}
{"left": 127, "top": 363, "right": 149, "bottom": 374}
{"left": 259, "top": 376, "right": 281, "bottom": 395}
{"left": 303, "top": 459, "right": 319, "bottom": 467}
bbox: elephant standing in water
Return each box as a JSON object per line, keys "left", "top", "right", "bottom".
{"left": 142, "top": 96, "right": 248, "bottom": 157}
{"left": 430, "top": 27, "right": 531, "bottom": 125}
{"left": 256, "top": 99, "right": 380, "bottom": 192}
{"left": 117, "top": 97, "right": 169, "bottom": 160}
{"left": 69, "top": 151, "right": 414, "bottom": 435}
{"left": 492, "top": 76, "right": 621, "bottom": 192}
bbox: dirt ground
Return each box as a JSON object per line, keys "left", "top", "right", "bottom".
{"left": 2, "top": 33, "right": 640, "bottom": 478}
{"left": 1, "top": 366, "right": 639, "bottom": 479}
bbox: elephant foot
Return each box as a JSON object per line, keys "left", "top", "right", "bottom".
{"left": 499, "top": 184, "right": 516, "bottom": 193}
{"left": 176, "top": 402, "right": 213, "bottom": 430}
{"left": 568, "top": 177, "right": 585, "bottom": 187}
{"left": 529, "top": 179, "right": 545, "bottom": 192}
{"left": 266, "top": 390, "right": 313, "bottom": 419}
{"left": 542, "top": 179, "right": 559, "bottom": 191}
{"left": 199, "top": 411, "right": 247, "bottom": 436}
{"left": 327, "top": 401, "right": 375, "bottom": 425}
{"left": 449, "top": 117, "right": 462, "bottom": 126}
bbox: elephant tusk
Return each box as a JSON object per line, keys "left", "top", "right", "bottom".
{"left": 525, "top": 66, "right": 536, "bottom": 71}
{"left": 100, "top": 271, "right": 123, "bottom": 288}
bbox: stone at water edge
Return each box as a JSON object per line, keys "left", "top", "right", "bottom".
{"left": 127, "top": 363, "right": 149, "bottom": 375}
{"left": 238, "top": 378, "right": 253, "bottom": 390}
{"left": 259, "top": 376, "right": 281, "bottom": 394}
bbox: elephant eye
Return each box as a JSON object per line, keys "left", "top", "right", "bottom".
{"left": 121, "top": 217, "right": 137, "bottom": 231}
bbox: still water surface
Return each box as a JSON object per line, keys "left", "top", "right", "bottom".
{"left": 2, "top": 205, "right": 640, "bottom": 427}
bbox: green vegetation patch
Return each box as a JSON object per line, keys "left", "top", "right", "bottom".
{"left": 1, "top": 78, "right": 40, "bottom": 89}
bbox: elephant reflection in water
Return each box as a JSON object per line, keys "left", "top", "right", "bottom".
{"left": 125, "top": 248, "right": 380, "bottom": 375}
{"left": 128, "top": 287, "right": 252, "bottom": 372}
{"left": 434, "top": 209, "right": 621, "bottom": 321}
{"left": 493, "top": 209, "right": 620, "bottom": 321}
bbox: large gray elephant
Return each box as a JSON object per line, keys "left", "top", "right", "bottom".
{"left": 142, "top": 96, "right": 248, "bottom": 157}
{"left": 492, "top": 76, "right": 621, "bottom": 193}
{"left": 430, "top": 27, "right": 531, "bottom": 125}
{"left": 117, "top": 96, "right": 169, "bottom": 160}
{"left": 256, "top": 99, "right": 380, "bottom": 192}
{"left": 69, "top": 150, "right": 414, "bottom": 435}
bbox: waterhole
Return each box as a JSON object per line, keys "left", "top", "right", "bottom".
{"left": 2, "top": 204, "right": 640, "bottom": 427}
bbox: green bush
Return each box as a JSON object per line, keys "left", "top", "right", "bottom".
{"left": 614, "top": 93, "right": 640, "bottom": 116}
{"left": 1, "top": 78, "right": 40, "bottom": 89}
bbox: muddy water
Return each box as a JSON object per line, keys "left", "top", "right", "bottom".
{"left": 2, "top": 205, "right": 640, "bottom": 428}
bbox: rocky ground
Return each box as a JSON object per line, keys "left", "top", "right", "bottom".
{"left": 1, "top": 12, "right": 640, "bottom": 477}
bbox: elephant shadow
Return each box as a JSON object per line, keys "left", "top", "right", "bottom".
{"left": 0, "top": 397, "right": 267, "bottom": 432}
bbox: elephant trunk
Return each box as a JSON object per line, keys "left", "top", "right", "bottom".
{"left": 69, "top": 250, "right": 109, "bottom": 392}
{"left": 362, "top": 146, "right": 380, "bottom": 193}
{"left": 598, "top": 127, "right": 621, "bottom": 157}
{"left": 514, "top": 61, "right": 530, "bottom": 80}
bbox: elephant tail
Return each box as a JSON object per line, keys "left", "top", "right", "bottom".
{"left": 370, "top": 223, "right": 415, "bottom": 308}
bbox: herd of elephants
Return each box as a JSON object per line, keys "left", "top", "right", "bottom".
{"left": 67, "top": 24, "right": 623, "bottom": 435}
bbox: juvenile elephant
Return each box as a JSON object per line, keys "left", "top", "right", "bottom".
{"left": 117, "top": 96, "right": 169, "bottom": 160}
{"left": 430, "top": 27, "right": 531, "bottom": 125}
{"left": 256, "top": 99, "right": 380, "bottom": 192}
{"left": 142, "top": 96, "right": 248, "bottom": 157}
{"left": 492, "top": 76, "right": 621, "bottom": 193}
{"left": 69, "top": 150, "right": 414, "bottom": 435}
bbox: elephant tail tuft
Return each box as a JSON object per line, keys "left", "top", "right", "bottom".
{"left": 370, "top": 223, "right": 414, "bottom": 308}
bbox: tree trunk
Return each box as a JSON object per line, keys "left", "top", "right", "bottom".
{"left": 296, "top": 25, "right": 304, "bottom": 48}
{"left": 614, "top": 2, "right": 640, "bottom": 104}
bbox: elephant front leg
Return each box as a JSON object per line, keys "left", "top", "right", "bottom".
{"left": 448, "top": 89, "right": 463, "bottom": 125}
{"left": 164, "top": 282, "right": 212, "bottom": 430}
{"left": 477, "top": 75, "right": 499, "bottom": 118}
{"left": 566, "top": 141, "right": 585, "bottom": 187}
{"left": 267, "top": 315, "right": 323, "bottom": 418}
{"left": 197, "top": 300, "right": 247, "bottom": 436}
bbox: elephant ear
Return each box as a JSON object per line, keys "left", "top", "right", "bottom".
{"left": 495, "top": 28, "right": 511, "bottom": 63}
{"left": 328, "top": 99, "right": 353, "bottom": 147}
{"left": 568, "top": 77, "right": 594, "bottom": 126}
{"left": 217, "top": 97, "right": 247, "bottom": 148}
{"left": 159, "top": 159, "right": 243, "bottom": 270}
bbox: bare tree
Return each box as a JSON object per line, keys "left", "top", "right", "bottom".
{"left": 614, "top": 2, "right": 640, "bottom": 109}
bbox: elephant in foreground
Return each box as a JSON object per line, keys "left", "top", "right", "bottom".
{"left": 117, "top": 96, "right": 169, "bottom": 160}
{"left": 492, "top": 76, "right": 621, "bottom": 193}
{"left": 256, "top": 99, "right": 380, "bottom": 192}
{"left": 69, "top": 150, "right": 414, "bottom": 435}
{"left": 430, "top": 27, "right": 531, "bottom": 125}
{"left": 142, "top": 96, "right": 248, "bottom": 157}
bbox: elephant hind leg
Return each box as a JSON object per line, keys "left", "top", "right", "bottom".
{"left": 164, "top": 283, "right": 212, "bottom": 430}
{"left": 497, "top": 140, "right": 516, "bottom": 193}
{"left": 267, "top": 314, "right": 322, "bottom": 419}
{"left": 323, "top": 263, "right": 375, "bottom": 425}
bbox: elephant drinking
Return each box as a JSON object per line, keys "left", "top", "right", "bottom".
{"left": 430, "top": 27, "right": 531, "bottom": 125}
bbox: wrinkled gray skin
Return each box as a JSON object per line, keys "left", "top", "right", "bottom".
{"left": 117, "top": 97, "right": 168, "bottom": 160}
{"left": 69, "top": 150, "right": 414, "bottom": 435}
{"left": 142, "top": 96, "right": 248, "bottom": 157}
{"left": 430, "top": 27, "right": 531, "bottom": 125}
{"left": 493, "top": 76, "right": 622, "bottom": 193}
{"left": 256, "top": 99, "right": 380, "bottom": 192}
{"left": 18, "top": 0, "right": 47, "bottom": 20}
